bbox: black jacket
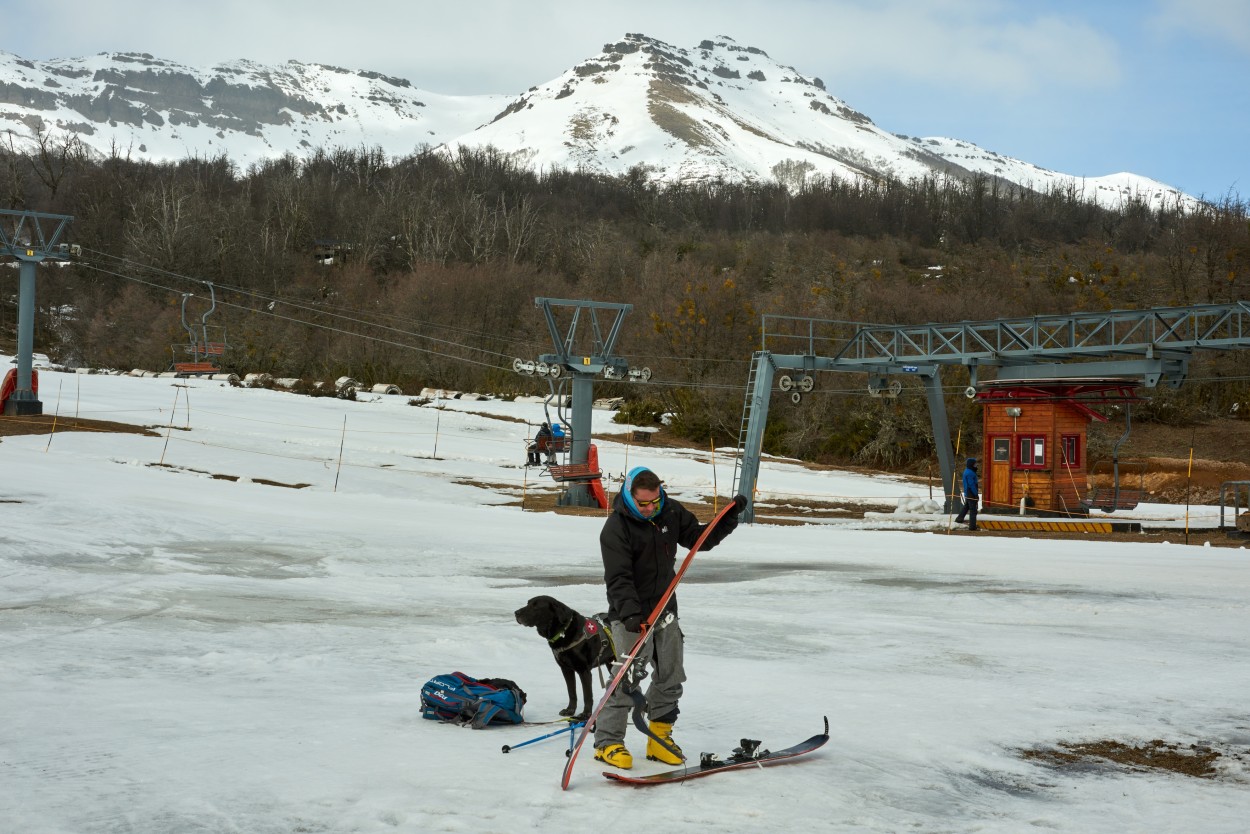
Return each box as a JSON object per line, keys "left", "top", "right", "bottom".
{"left": 599, "top": 491, "right": 737, "bottom": 623}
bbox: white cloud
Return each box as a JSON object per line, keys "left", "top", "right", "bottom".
{"left": 1151, "top": 0, "right": 1250, "bottom": 53}
{"left": 29, "top": 0, "right": 1122, "bottom": 99}
{"left": 773, "top": 2, "right": 1122, "bottom": 94}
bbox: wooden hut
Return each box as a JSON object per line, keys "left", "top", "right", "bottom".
{"left": 975, "top": 380, "right": 1142, "bottom": 516}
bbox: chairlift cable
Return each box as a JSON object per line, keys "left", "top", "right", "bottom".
{"left": 76, "top": 262, "right": 509, "bottom": 371}
{"left": 76, "top": 248, "right": 547, "bottom": 360}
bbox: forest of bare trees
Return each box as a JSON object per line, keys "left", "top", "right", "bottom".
{"left": 2, "top": 141, "right": 1248, "bottom": 469}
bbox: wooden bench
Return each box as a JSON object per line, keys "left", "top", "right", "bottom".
{"left": 1082, "top": 488, "right": 1142, "bottom": 512}
{"left": 174, "top": 362, "right": 219, "bottom": 376}
{"left": 182, "top": 342, "right": 226, "bottom": 356}
{"left": 547, "top": 462, "right": 602, "bottom": 483}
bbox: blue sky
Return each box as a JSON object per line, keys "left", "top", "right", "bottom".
{"left": 14, "top": 0, "right": 1249, "bottom": 199}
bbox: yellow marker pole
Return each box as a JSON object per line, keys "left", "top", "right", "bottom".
{"left": 432, "top": 396, "right": 442, "bottom": 460}
{"left": 1185, "top": 440, "right": 1194, "bottom": 544}
{"left": 333, "top": 415, "right": 347, "bottom": 493}
{"left": 711, "top": 437, "right": 718, "bottom": 514}
{"left": 44, "top": 379, "right": 64, "bottom": 452}
{"left": 946, "top": 428, "right": 962, "bottom": 533}
{"left": 158, "top": 387, "right": 180, "bottom": 466}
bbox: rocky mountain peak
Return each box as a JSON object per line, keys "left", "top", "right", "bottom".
{"left": 0, "top": 41, "right": 1197, "bottom": 210}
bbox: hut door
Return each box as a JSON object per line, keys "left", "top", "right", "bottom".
{"left": 988, "top": 436, "right": 1011, "bottom": 511}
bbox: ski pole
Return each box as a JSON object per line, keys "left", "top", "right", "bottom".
{"left": 501, "top": 721, "right": 584, "bottom": 754}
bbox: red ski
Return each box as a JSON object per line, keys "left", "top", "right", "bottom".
{"left": 560, "top": 500, "right": 738, "bottom": 790}
{"left": 603, "top": 717, "right": 829, "bottom": 786}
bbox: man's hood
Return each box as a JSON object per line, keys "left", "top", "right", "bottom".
{"left": 618, "top": 466, "right": 665, "bottom": 521}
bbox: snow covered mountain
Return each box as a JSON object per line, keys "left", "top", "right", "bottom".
{"left": 0, "top": 37, "right": 1196, "bottom": 209}
{"left": 444, "top": 35, "right": 963, "bottom": 186}
{"left": 0, "top": 50, "right": 508, "bottom": 164}
{"left": 906, "top": 135, "right": 1193, "bottom": 211}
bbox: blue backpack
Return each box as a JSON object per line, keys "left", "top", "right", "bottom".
{"left": 420, "top": 672, "right": 527, "bottom": 728}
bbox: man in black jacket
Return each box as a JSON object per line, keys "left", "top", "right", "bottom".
{"left": 593, "top": 466, "right": 746, "bottom": 770}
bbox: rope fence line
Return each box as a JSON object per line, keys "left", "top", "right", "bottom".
{"left": 3, "top": 396, "right": 1212, "bottom": 523}
{"left": 2, "top": 408, "right": 562, "bottom": 448}
{"left": 5, "top": 416, "right": 1202, "bottom": 520}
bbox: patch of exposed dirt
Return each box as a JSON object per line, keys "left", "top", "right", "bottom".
{"left": 952, "top": 526, "right": 1250, "bottom": 547}
{"left": 468, "top": 478, "right": 892, "bottom": 528}
{"left": 1022, "top": 739, "right": 1236, "bottom": 780}
{"left": 1087, "top": 456, "right": 1250, "bottom": 505}
{"left": 1083, "top": 418, "right": 1250, "bottom": 504}
{"left": 0, "top": 414, "right": 158, "bottom": 438}
{"left": 752, "top": 498, "right": 894, "bottom": 525}
{"left": 647, "top": 80, "right": 715, "bottom": 149}
{"left": 150, "top": 463, "right": 310, "bottom": 489}
{"left": 440, "top": 407, "right": 529, "bottom": 426}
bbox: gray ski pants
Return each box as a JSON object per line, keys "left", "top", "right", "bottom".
{"left": 593, "top": 616, "right": 686, "bottom": 750}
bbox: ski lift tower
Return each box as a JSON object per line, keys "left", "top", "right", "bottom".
{"left": 513, "top": 298, "right": 650, "bottom": 507}
{"left": 1, "top": 209, "right": 75, "bottom": 416}
{"left": 734, "top": 303, "right": 1250, "bottom": 521}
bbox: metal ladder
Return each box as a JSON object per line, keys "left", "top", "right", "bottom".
{"left": 731, "top": 351, "right": 764, "bottom": 496}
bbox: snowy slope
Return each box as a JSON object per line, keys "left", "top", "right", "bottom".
{"left": 909, "top": 135, "right": 1196, "bottom": 210}
{"left": 0, "top": 50, "right": 507, "bottom": 164}
{"left": 445, "top": 34, "right": 964, "bottom": 187}
{"left": 2, "top": 359, "right": 1249, "bottom": 833}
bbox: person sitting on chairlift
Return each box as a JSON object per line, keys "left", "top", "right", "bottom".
{"left": 528, "top": 422, "right": 555, "bottom": 467}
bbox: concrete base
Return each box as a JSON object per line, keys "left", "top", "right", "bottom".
{"left": 557, "top": 485, "right": 598, "bottom": 508}
{"left": 3, "top": 398, "right": 43, "bottom": 416}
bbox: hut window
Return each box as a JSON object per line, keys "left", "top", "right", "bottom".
{"left": 1061, "top": 435, "right": 1081, "bottom": 467}
{"left": 1018, "top": 436, "right": 1046, "bottom": 468}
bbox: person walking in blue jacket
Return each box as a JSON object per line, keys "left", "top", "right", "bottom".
{"left": 954, "top": 458, "right": 979, "bottom": 531}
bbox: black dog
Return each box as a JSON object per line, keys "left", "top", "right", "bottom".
{"left": 514, "top": 595, "right": 615, "bottom": 720}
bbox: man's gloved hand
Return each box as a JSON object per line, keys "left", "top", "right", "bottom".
{"left": 728, "top": 494, "right": 749, "bottom": 516}
{"left": 623, "top": 614, "right": 646, "bottom": 634}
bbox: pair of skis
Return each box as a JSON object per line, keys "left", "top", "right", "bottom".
{"left": 604, "top": 716, "right": 829, "bottom": 785}
{"left": 561, "top": 502, "right": 737, "bottom": 790}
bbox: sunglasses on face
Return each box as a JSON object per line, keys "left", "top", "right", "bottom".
{"left": 635, "top": 496, "right": 662, "bottom": 508}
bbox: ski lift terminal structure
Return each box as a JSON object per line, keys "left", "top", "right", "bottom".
{"left": 510, "top": 297, "right": 651, "bottom": 508}
{"left": 732, "top": 303, "right": 1250, "bottom": 522}
{"left": 0, "top": 209, "right": 76, "bottom": 416}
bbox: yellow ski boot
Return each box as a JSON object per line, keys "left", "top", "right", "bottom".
{"left": 645, "top": 721, "right": 684, "bottom": 765}
{"left": 594, "top": 743, "right": 633, "bottom": 770}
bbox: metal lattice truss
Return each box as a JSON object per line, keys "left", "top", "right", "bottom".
{"left": 734, "top": 302, "right": 1250, "bottom": 521}
{"left": 828, "top": 303, "right": 1250, "bottom": 368}
{"left": 535, "top": 297, "right": 632, "bottom": 377}
{"left": 0, "top": 208, "right": 75, "bottom": 260}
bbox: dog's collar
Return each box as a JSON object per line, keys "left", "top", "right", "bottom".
{"left": 548, "top": 616, "right": 577, "bottom": 645}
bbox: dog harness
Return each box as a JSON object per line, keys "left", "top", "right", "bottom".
{"left": 550, "top": 614, "right": 616, "bottom": 668}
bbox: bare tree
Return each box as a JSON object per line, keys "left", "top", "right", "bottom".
{"left": 30, "top": 126, "right": 88, "bottom": 199}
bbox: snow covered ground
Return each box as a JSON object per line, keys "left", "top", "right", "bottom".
{"left": 2, "top": 364, "right": 1248, "bottom": 833}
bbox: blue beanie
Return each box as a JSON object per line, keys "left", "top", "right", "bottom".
{"left": 622, "top": 466, "right": 665, "bottom": 520}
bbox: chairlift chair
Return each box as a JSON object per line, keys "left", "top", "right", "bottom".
{"left": 1082, "top": 403, "right": 1146, "bottom": 512}
{"left": 171, "top": 283, "right": 228, "bottom": 376}
{"left": 542, "top": 382, "right": 572, "bottom": 460}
